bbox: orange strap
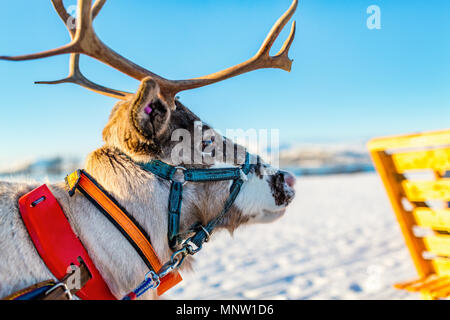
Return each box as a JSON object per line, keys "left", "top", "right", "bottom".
{"left": 66, "top": 170, "right": 182, "bottom": 296}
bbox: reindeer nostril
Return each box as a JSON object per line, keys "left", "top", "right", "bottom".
{"left": 284, "top": 172, "right": 296, "bottom": 188}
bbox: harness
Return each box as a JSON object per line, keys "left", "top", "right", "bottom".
{"left": 4, "top": 152, "right": 253, "bottom": 300}
{"left": 122, "top": 151, "right": 253, "bottom": 299}
{"left": 141, "top": 152, "right": 252, "bottom": 250}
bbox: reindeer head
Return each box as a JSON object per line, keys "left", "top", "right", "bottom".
{"left": 0, "top": 0, "right": 298, "bottom": 233}
{"left": 102, "top": 77, "right": 296, "bottom": 233}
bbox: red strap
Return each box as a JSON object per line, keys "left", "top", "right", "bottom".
{"left": 67, "top": 170, "right": 182, "bottom": 296}
{"left": 19, "top": 185, "right": 116, "bottom": 300}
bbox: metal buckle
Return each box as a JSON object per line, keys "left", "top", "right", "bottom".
{"left": 45, "top": 282, "right": 73, "bottom": 300}
{"left": 144, "top": 270, "right": 160, "bottom": 289}
{"left": 173, "top": 166, "right": 188, "bottom": 186}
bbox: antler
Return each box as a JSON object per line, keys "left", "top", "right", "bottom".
{"left": 1, "top": 0, "right": 298, "bottom": 108}
{"left": 35, "top": 0, "right": 131, "bottom": 99}
{"left": 175, "top": 0, "right": 298, "bottom": 90}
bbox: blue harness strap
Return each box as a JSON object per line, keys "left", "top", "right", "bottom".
{"left": 190, "top": 178, "right": 244, "bottom": 248}
{"left": 167, "top": 181, "right": 183, "bottom": 248}
{"left": 184, "top": 168, "right": 242, "bottom": 182}
{"left": 7, "top": 282, "right": 55, "bottom": 300}
{"left": 142, "top": 162, "right": 244, "bottom": 182}
{"left": 141, "top": 161, "right": 177, "bottom": 181}
{"left": 140, "top": 152, "right": 252, "bottom": 250}
{"left": 190, "top": 155, "right": 252, "bottom": 249}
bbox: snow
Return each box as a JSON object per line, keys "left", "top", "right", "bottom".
{"left": 167, "top": 172, "right": 421, "bottom": 300}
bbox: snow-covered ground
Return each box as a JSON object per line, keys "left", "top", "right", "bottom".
{"left": 167, "top": 172, "right": 421, "bottom": 300}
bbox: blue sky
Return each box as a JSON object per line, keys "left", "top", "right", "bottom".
{"left": 0, "top": 0, "right": 449, "bottom": 166}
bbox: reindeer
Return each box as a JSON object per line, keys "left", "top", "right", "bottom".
{"left": 0, "top": 0, "right": 298, "bottom": 300}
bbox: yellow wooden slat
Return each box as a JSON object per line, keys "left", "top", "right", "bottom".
{"left": 431, "top": 283, "right": 450, "bottom": 298}
{"left": 433, "top": 257, "right": 450, "bottom": 275}
{"left": 428, "top": 279, "right": 450, "bottom": 295}
{"left": 420, "top": 279, "right": 450, "bottom": 295}
{"left": 402, "top": 179, "right": 450, "bottom": 201}
{"left": 370, "top": 151, "right": 434, "bottom": 277}
{"left": 412, "top": 208, "right": 450, "bottom": 231}
{"left": 367, "top": 129, "right": 450, "bottom": 152}
{"left": 424, "top": 235, "right": 450, "bottom": 256}
{"left": 392, "top": 148, "right": 450, "bottom": 173}
{"left": 394, "top": 275, "right": 450, "bottom": 298}
{"left": 408, "top": 277, "right": 449, "bottom": 292}
{"left": 394, "top": 276, "right": 434, "bottom": 290}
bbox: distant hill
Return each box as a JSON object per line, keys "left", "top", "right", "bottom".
{"left": 279, "top": 143, "right": 374, "bottom": 175}
{"left": 0, "top": 156, "right": 81, "bottom": 180}
{"left": 0, "top": 143, "right": 374, "bottom": 179}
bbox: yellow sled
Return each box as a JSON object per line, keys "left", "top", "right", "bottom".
{"left": 368, "top": 129, "right": 450, "bottom": 300}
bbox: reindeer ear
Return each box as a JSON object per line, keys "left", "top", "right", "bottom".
{"left": 130, "top": 77, "right": 171, "bottom": 140}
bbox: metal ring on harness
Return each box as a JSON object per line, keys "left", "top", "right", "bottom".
{"left": 198, "top": 225, "right": 211, "bottom": 242}
{"left": 173, "top": 166, "right": 188, "bottom": 186}
{"left": 45, "top": 282, "right": 72, "bottom": 300}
